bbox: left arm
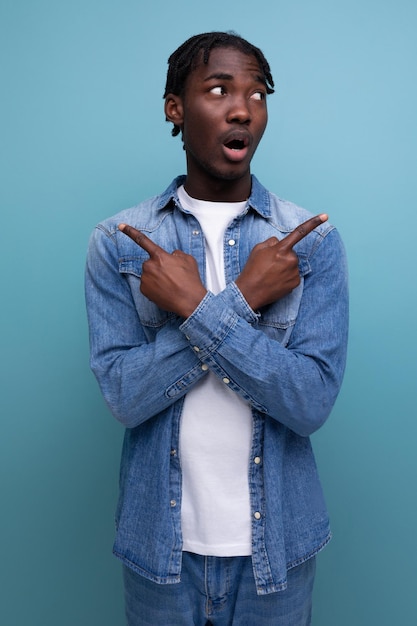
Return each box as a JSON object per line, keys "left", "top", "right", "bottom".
{"left": 180, "top": 228, "right": 348, "bottom": 436}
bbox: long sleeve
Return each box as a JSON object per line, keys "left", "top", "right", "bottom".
{"left": 179, "top": 228, "right": 348, "bottom": 436}
{"left": 85, "top": 225, "right": 207, "bottom": 428}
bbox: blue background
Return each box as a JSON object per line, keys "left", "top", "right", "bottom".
{"left": 1, "top": 1, "right": 416, "bottom": 624}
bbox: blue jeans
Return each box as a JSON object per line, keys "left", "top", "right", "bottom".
{"left": 123, "top": 553, "right": 316, "bottom": 625}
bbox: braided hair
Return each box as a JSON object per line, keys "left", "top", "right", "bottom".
{"left": 164, "top": 31, "right": 275, "bottom": 137}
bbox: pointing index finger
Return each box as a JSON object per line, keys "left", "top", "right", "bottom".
{"left": 118, "top": 223, "right": 164, "bottom": 256}
{"left": 280, "top": 214, "right": 328, "bottom": 250}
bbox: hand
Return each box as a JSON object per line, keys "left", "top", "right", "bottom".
{"left": 235, "top": 214, "right": 328, "bottom": 310}
{"left": 118, "top": 224, "right": 207, "bottom": 318}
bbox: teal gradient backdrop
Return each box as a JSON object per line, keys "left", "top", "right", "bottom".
{"left": 1, "top": 1, "right": 416, "bottom": 624}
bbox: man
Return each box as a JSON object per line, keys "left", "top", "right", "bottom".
{"left": 85, "top": 31, "right": 348, "bottom": 625}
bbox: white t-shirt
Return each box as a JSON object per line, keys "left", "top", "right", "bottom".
{"left": 178, "top": 185, "right": 253, "bottom": 557}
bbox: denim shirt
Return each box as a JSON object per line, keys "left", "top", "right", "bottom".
{"left": 85, "top": 175, "right": 348, "bottom": 595}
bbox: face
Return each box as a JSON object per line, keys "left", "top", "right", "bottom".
{"left": 165, "top": 47, "right": 269, "bottom": 201}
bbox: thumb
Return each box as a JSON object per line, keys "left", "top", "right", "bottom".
{"left": 259, "top": 236, "right": 279, "bottom": 248}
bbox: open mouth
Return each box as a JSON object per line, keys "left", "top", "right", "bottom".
{"left": 222, "top": 131, "right": 251, "bottom": 162}
{"left": 225, "top": 139, "right": 246, "bottom": 151}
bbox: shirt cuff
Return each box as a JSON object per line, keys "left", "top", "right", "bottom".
{"left": 179, "top": 284, "right": 259, "bottom": 356}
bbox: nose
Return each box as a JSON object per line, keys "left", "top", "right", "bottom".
{"left": 226, "top": 96, "right": 251, "bottom": 124}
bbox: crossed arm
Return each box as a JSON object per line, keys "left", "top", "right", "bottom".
{"left": 118, "top": 214, "right": 328, "bottom": 316}
{"left": 86, "top": 213, "right": 347, "bottom": 433}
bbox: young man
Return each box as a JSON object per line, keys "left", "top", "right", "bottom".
{"left": 85, "top": 32, "right": 348, "bottom": 625}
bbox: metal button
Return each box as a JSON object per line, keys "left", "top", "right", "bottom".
{"left": 254, "top": 511, "right": 261, "bottom": 520}
{"left": 193, "top": 346, "right": 200, "bottom": 352}
{"left": 254, "top": 456, "right": 261, "bottom": 465}
{"left": 228, "top": 239, "right": 236, "bottom": 246}
{"left": 170, "top": 500, "right": 177, "bottom": 507}
{"left": 222, "top": 377, "right": 230, "bottom": 384}
{"left": 201, "top": 364, "right": 209, "bottom": 371}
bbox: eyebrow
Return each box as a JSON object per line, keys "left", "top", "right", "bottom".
{"left": 203, "top": 72, "right": 233, "bottom": 82}
{"left": 203, "top": 72, "right": 266, "bottom": 85}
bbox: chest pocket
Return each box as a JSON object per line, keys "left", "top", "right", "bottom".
{"left": 258, "top": 255, "right": 311, "bottom": 346}
{"left": 119, "top": 256, "right": 177, "bottom": 329}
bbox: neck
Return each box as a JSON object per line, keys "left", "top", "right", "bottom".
{"left": 183, "top": 172, "right": 252, "bottom": 203}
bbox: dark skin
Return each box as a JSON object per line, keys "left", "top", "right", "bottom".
{"left": 118, "top": 47, "right": 328, "bottom": 317}
{"left": 118, "top": 214, "right": 327, "bottom": 317}
{"left": 164, "top": 48, "right": 269, "bottom": 202}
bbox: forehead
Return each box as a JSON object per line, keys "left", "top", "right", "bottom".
{"left": 185, "top": 46, "right": 264, "bottom": 88}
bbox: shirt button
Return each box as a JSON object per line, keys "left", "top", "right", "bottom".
{"left": 192, "top": 230, "right": 200, "bottom": 235}
{"left": 222, "top": 377, "right": 230, "bottom": 384}
{"left": 254, "top": 456, "right": 261, "bottom": 465}
{"left": 201, "top": 364, "right": 209, "bottom": 371}
{"left": 254, "top": 511, "right": 261, "bottom": 520}
{"left": 170, "top": 500, "right": 177, "bottom": 507}
{"left": 193, "top": 346, "right": 200, "bottom": 352}
{"left": 228, "top": 239, "right": 236, "bottom": 246}
{"left": 170, "top": 449, "right": 177, "bottom": 456}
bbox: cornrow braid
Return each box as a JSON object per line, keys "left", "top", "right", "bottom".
{"left": 164, "top": 31, "right": 275, "bottom": 137}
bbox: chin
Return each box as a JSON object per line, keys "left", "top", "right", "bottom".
{"left": 210, "top": 163, "right": 251, "bottom": 182}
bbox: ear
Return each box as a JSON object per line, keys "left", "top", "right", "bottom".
{"left": 164, "top": 93, "right": 184, "bottom": 127}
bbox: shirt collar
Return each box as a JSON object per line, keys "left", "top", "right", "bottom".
{"left": 156, "top": 175, "right": 271, "bottom": 219}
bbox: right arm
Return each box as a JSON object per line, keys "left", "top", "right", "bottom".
{"left": 85, "top": 226, "right": 206, "bottom": 428}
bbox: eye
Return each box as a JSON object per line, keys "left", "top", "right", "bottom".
{"left": 251, "top": 91, "right": 266, "bottom": 101}
{"left": 210, "top": 85, "right": 227, "bottom": 96}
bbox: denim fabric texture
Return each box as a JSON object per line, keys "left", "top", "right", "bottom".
{"left": 123, "top": 553, "right": 316, "bottom": 625}
{"left": 85, "top": 175, "right": 349, "bottom": 595}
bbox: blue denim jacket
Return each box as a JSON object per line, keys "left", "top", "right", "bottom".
{"left": 85, "top": 175, "right": 348, "bottom": 595}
